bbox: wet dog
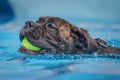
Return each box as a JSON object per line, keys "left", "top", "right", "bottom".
{"left": 19, "top": 16, "right": 120, "bottom": 55}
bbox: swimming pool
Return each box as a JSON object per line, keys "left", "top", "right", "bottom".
{"left": 0, "top": 20, "right": 120, "bottom": 80}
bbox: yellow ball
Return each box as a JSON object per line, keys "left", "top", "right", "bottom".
{"left": 22, "top": 37, "right": 41, "bottom": 51}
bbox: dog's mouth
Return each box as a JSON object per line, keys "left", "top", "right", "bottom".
{"left": 19, "top": 34, "right": 25, "bottom": 42}
{"left": 19, "top": 21, "right": 43, "bottom": 52}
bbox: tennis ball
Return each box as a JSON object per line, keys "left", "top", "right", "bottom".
{"left": 22, "top": 37, "right": 41, "bottom": 51}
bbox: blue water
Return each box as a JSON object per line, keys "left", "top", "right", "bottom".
{"left": 0, "top": 20, "right": 120, "bottom": 80}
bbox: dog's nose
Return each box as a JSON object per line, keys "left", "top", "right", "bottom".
{"left": 25, "top": 21, "right": 34, "bottom": 28}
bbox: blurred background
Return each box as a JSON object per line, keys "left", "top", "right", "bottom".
{"left": 0, "top": 0, "right": 120, "bottom": 38}
{"left": 1, "top": 0, "right": 120, "bottom": 23}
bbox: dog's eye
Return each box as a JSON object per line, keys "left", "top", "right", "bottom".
{"left": 47, "top": 23, "right": 56, "bottom": 29}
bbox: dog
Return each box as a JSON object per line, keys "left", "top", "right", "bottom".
{"left": 19, "top": 16, "right": 120, "bottom": 55}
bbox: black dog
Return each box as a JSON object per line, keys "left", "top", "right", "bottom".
{"left": 19, "top": 16, "right": 120, "bottom": 55}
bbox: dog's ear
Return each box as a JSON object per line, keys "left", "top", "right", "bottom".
{"left": 80, "top": 28, "right": 98, "bottom": 53}
{"left": 70, "top": 26, "right": 98, "bottom": 53}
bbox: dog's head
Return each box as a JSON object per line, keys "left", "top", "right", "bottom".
{"left": 19, "top": 16, "right": 98, "bottom": 54}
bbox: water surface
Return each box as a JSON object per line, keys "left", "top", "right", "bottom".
{"left": 0, "top": 20, "right": 120, "bottom": 80}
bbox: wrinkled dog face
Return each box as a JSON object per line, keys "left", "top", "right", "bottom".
{"left": 20, "top": 17, "right": 59, "bottom": 42}
{"left": 19, "top": 16, "right": 95, "bottom": 54}
{"left": 19, "top": 17, "right": 76, "bottom": 54}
